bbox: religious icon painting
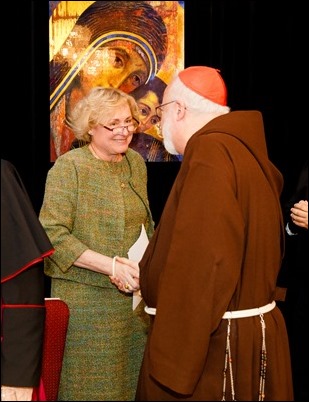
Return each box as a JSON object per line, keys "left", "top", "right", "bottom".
{"left": 49, "top": 1, "right": 185, "bottom": 162}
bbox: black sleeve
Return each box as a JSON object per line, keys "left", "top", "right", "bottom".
{"left": 1, "top": 264, "right": 45, "bottom": 387}
{"left": 284, "top": 159, "right": 308, "bottom": 234}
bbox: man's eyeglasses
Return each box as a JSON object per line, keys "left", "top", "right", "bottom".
{"left": 155, "top": 100, "right": 177, "bottom": 119}
{"left": 100, "top": 117, "right": 139, "bottom": 135}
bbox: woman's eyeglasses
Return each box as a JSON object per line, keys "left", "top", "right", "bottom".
{"left": 100, "top": 117, "right": 139, "bottom": 134}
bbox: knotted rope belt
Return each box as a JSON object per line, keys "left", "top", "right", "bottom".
{"left": 145, "top": 301, "right": 276, "bottom": 401}
{"left": 221, "top": 301, "right": 275, "bottom": 401}
{"left": 222, "top": 301, "right": 275, "bottom": 319}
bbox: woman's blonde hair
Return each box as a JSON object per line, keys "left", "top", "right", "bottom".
{"left": 66, "top": 87, "right": 140, "bottom": 142}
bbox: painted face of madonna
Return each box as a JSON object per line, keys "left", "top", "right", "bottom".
{"left": 80, "top": 41, "right": 149, "bottom": 94}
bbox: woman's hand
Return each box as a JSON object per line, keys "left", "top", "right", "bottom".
{"left": 109, "top": 256, "right": 140, "bottom": 293}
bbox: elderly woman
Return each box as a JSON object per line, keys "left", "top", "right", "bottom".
{"left": 40, "top": 87, "right": 154, "bottom": 401}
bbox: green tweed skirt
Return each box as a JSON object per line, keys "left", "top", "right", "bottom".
{"left": 51, "top": 278, "right": 149, "bottom": 401}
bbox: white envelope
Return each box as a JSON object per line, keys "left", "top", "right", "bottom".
{"left": 128, "top": 224, "right": 149, "bottom": 310}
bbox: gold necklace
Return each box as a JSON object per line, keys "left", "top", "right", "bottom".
{"left": 89, "top": 143, "right": 127, "bottom": 188}
{"left": 89, "top": 143, "right": 122, "bottom": 163}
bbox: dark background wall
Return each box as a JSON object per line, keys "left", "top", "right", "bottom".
{"left": 3, "top": 1, "right": 304, "bottom": 226}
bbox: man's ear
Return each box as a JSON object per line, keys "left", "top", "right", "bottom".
{"left": 176, "top": 102, "right": 186, "bottom": 121}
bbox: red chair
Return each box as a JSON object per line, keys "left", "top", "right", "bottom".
{"left": 40, "top": 298, "right": 69, "bottom": 401}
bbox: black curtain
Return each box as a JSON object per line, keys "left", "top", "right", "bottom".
{"left": 3, "top": 1, "right": 304, "bottom": 222}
